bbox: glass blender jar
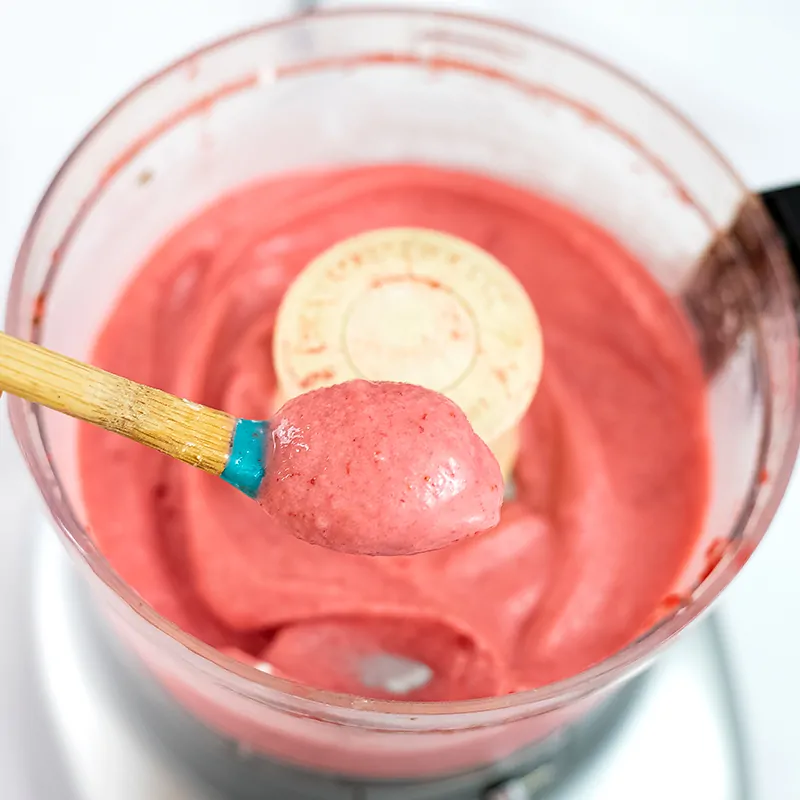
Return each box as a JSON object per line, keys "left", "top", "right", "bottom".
{"left": 6, "top": 6, "right": 800, "bottom": 786}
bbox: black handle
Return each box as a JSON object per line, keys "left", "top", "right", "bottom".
{"left": 761, "top": 184, "right": 800, "bottom": 278}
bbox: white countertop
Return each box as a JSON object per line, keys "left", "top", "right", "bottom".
{"left": 2, "top": 2, "right": 800, "bottom": 797}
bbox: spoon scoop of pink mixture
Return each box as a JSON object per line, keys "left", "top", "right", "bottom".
{"left": 0, "top": 331, "right": 502, "bottom": 556}
{"left": 260, "top": 380, "right": 504, "bottom": 556}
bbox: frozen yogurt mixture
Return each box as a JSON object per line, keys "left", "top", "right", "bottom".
{"left": 261, "top": 379, "right": 503, "bottom": 557}
{"left": 79, "top": 164, "right": 709, "bottom": 701}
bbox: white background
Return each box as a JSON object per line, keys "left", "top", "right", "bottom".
{"left": 2, "top": 1, "right": 800, "bottom": 797}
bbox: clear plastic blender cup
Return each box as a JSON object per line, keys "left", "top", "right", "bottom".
{"left": 6, "top": 7, "right": 800, "bottom": 781}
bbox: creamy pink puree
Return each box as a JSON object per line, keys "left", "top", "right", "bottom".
{"left": 262, "top": 380, "right": 503, "bottom": 556}
{"left": 79, "top": 165, "right": 709, "bottom": 700}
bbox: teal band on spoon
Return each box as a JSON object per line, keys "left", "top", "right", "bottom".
{"left": 221, "top": 419, "right": 269, "bottom": 499}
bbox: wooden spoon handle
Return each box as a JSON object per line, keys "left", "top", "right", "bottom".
{"left": 0, "top": 331, "right": 235, "bottom": 475}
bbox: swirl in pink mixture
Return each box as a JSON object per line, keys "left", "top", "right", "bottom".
{"left": 79, "top": 164, "right": 709, "bottom": 701}
{"left": 261, "top": 380, "right": 503, "bottom": 556}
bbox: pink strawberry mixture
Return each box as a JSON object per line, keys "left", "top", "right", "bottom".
{"left": 79, "top": 164, "right": 709, "bottom": 700}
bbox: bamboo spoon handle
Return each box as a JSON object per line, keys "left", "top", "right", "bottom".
{"left": 0, "top": 330, "right": 235, "bottom": 475}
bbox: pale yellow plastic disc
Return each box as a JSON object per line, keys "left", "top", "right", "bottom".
{"left": 273, "top": 227, "right": 543, "bottom": 477}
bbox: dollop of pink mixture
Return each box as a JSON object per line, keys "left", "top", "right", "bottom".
{"left": 79, "top": 165, "right": 709, "bottom": 700}
{"left": 261, "top": 380, "right": 503, "bottom": 556}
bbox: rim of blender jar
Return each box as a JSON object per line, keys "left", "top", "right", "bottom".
{"left": 6, "top": 6, "right": 800, "bottom": 718}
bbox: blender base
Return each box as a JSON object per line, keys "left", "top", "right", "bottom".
{"left": 77, "top": 589, "right": 646, "bottom": 800}
{"left": 28, "top": 520, "right": 750, "bottom": 800}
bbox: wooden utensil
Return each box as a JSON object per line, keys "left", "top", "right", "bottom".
{"left": 0, "top": 330, "right": 267, "bottom": 497}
